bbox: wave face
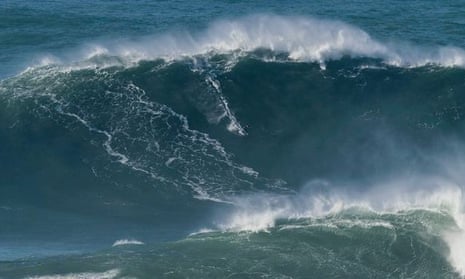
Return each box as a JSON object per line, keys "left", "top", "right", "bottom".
{"left": 1, "top": 12, "right": 465, "bottom": 278}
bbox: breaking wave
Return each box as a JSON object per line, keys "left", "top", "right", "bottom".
{"left": 25, "top": 14, "right": 465, "bottom": 72}
{"left": 213, "top": 178, "right": 465, "bottom": 276}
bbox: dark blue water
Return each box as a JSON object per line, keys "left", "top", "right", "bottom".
{"left": 1, "top": 1, "right": 465, "bottom": 278}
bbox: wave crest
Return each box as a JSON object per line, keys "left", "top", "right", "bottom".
{"left": 112, "top": 239, "right": 144, "bottom": 247}
{"left": 29, "top": 14, "right": 465, "bottom": 71}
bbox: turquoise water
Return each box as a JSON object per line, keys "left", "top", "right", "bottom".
{"left": 1, "top": 1, "right": 465, "bottom": 278}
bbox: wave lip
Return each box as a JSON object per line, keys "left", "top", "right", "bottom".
{"left": 217, "top": 178, "right": 465, "bottom": 232}
{"left": 112, "top": 239, "right": 145, "bottom": 247}
{"left": 24, "top": 14, "right": 465, "bottom": 72}
{"left": 199, "top": 15, "right": 389, "bottom": 62}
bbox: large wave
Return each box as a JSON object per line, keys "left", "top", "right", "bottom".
{"left": 2, "top": 14, "right": 465, "bottom": 278}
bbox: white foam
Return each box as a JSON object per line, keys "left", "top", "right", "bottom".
{"left": 219, "top": 178, "right": 464, "bottom": 230}
{"left": 25, "top": 269, "right": 120, "bottom": 279}
{"left": 27, "top": 15, "right": 465, "bottom": 71}
{"left": 112, "top": 239, "right": 144, "bottom": 247}
{"left": 444, "top": 230, "right": 465, "bottom": 277}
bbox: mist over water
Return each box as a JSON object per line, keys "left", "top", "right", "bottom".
{"left": 1, "top": 3, "right": 465, "bottom": 278}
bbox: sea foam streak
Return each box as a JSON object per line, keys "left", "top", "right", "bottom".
{"left": 29, "top": 14, "right": 465, "bottom": 71}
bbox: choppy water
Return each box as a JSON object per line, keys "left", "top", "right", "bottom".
{"left": 1, "top": 1, "right": 465, "bottom": 278}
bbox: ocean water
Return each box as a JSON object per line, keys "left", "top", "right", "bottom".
{"left": 1, "top": 1, "right": 465, "bottom": 278}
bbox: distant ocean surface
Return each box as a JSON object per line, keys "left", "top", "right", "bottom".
{"left": 1, "top": 1, "right": 465, "bottom": 278}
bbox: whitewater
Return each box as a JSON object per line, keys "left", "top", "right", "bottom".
{"left": 25, "top": 15, "right": 465, "bottom": 73}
